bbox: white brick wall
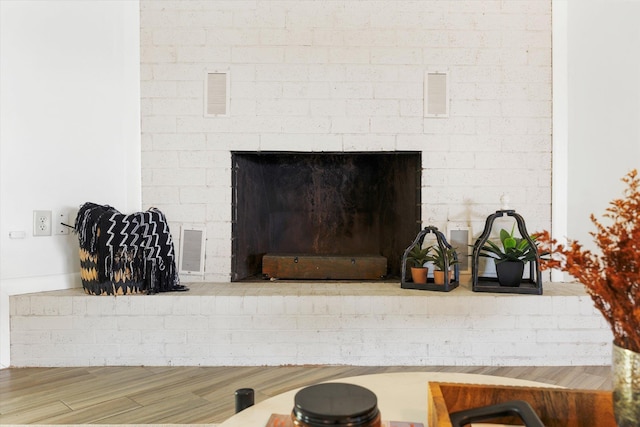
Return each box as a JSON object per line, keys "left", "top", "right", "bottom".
{"left": 9, "top": 283, "right": 612, "bottom": 367}
{"left": 140, "top": 0, "right": 552, "bottom": 281}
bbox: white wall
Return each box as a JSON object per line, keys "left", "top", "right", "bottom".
{"left": 552, "top": 0, "right": 640, "bottom": 282}
{"left": 0, "top": 0, "right": 141, "bottom": 368}
{"left": 565, "top": 0, "right": 640, "bottom": 250}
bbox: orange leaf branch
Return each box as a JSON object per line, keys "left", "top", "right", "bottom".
{"left": 537, "top": 170, "right": 640, "bottom": 353}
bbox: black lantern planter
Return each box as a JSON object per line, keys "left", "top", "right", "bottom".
{"left": 471, "top": 210, "right": 542, "bottom": 295}
{"left": 401, "top": 226, "right": 459, "bottom": 292}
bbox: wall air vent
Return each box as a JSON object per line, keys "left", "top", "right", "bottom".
{"left": 179, "top": 225, "right": 206, "bottom": 275}
{"left": 205, "top": 71, "right": 229, "bottom": 116}
{"left": 424, "top": 71, "right": 449, "bottom": 117}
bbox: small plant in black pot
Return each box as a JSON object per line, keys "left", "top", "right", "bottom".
{"left": 406, "top": 244, "right": 431, "bottom": 284}
{"left": 479, "top": 224, "right": 538, "bottom": 287}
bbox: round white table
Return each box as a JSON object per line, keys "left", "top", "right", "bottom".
{"left": 219, "top": 372, "right": 557, "bottom": 427}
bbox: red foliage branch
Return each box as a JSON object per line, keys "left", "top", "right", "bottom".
{"left": 536, "top": 169, "right": 640, "bottom": 353}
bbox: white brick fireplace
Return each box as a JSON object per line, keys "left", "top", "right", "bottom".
{"left": 140, "top": 0, "right": 553, "bottom": 282}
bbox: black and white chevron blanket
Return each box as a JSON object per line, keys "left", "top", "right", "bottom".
{"left": 75, "top": 202, "right": 186, "bottom": 294}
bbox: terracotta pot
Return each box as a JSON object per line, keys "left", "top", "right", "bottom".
{"left": 613, "top": 342, "right": 640, "bottom": 426}
{"left": 433, "top": 270, "right": 453, "bottom": 285}
{"left": 410, "top": 267, "right": 428, "bottom": 284}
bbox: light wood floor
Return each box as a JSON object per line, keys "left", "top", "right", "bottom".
{"left": 0, "top": 365, "right": 611, "bottom": 425}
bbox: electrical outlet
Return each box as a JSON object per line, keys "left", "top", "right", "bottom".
{"left": 33, "top": 210, "right": 52, "bottom": 236}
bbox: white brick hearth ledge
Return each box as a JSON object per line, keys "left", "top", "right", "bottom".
{"left": 9, "top": 282, "right": 612, "bottom": 367}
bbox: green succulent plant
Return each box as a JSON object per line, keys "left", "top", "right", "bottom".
{"left": 480, "top": 224, "right": 538, "bottom": 264}
{"left": 426, "top": 244, "right": 459, "bottom": 271}
{"left": 406, "top": 244, "right": 431, "bottom": 268}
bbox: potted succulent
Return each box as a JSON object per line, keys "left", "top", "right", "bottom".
{"left": 479, "top": 224, "right": 538, "bottom": 287}
{"left": 406, "top": 244, "right": 431, "bottom": 284}
{"left": 427, "top": 244, "right": 459, "bottom": 285}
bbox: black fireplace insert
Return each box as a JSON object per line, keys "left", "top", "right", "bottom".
{"left": 231, "top": 151, "right": 421, "bottom": 281}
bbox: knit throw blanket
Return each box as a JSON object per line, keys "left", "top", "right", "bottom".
{"left": 75, "top": 202, "right": 187, "bottom": 295}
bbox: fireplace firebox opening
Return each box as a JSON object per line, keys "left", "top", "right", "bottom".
{"left": 231, "top": 151, "right": 421, "bottom": 281}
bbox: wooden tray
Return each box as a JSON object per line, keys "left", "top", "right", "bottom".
{"left": 427, "top": 382, "right": 615, "bottom": 427}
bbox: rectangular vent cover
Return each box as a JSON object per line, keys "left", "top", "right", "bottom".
{"left": 205, "top": 71, "right": 229, "bottom": 116}
{"left": 425, "top": 71, "right": 449, "bottom": 117}
{"left": 447, "top": 223, "right": 471, "bottom": 273}
{"left": 179, "top": 225, "right": 206, "bottom": 275}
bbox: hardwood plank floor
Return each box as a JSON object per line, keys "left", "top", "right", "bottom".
{"left": 0, "top": 365, "right": 611, "bottom": 425}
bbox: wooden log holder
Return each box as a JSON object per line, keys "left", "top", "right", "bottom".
{"left": 262, "top": 254, "right": 387, "bottom": 280}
